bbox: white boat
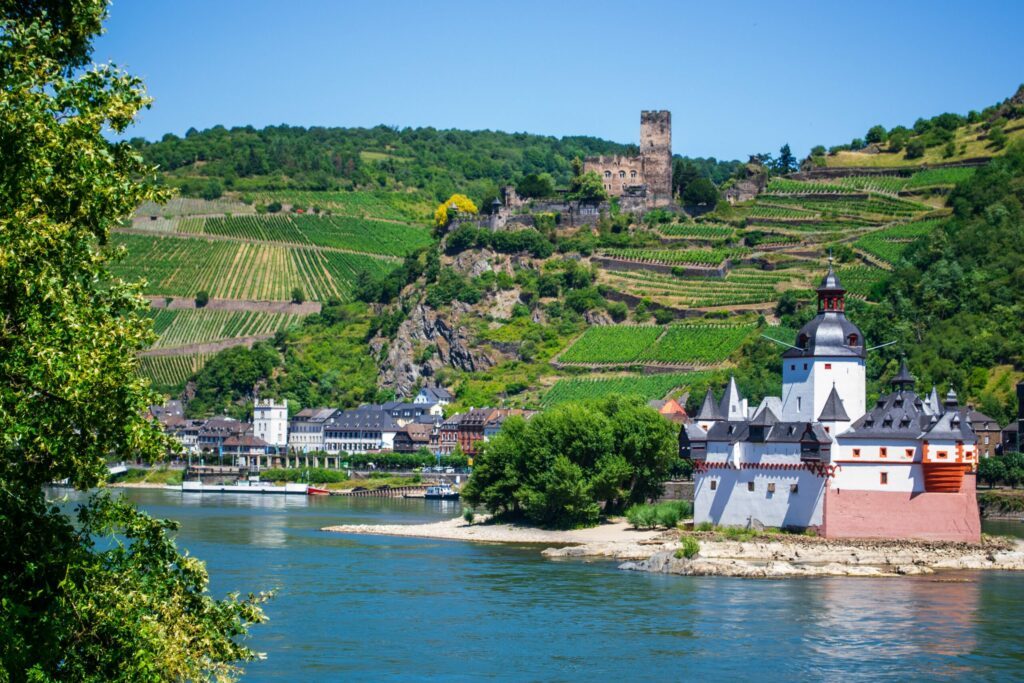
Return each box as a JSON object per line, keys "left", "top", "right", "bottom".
{"left": 423, "top": 484, "right": 459, "bottom": 500}
{"left": 180, "top": 478, "right": 309, "bottom": 495}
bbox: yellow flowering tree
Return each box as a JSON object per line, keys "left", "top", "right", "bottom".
{"left": 434, "top": 194, "right": 478, "bottom": 228}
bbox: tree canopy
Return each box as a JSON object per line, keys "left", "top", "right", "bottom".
{"left": 0, "top": 3, "right": 265, "bottom": 679}
{"left": 461, "top": 396, "right": 678, "bottom": 528}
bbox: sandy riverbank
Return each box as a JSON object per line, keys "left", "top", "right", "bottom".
{"left": 322, "top": 517, "right": 676, "bottom": 560}
{"left": 323, "top": 517, "right": 1024, "bottom": 578}
{"left": 106, "top": 482, "right": 177, "bottom": 489}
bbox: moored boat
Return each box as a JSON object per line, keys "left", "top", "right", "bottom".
{"left": 180, "top": 479, "right": 309, "bottom": 495}
{"left": 423, "top": 484, "right": 459, "bottom": 500}
{"left": 307, "top": 486, "right": 330, "bottom": 496}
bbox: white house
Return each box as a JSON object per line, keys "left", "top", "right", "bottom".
{"left": 323, "top": 406, "right": 400, "bottom": 455}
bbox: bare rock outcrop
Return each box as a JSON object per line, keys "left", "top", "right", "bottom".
{"left": 723, "top": 156, "right": 768, "bottom": 204}
{"left": 377, "top": 303, "right": 496, "bottom": 397}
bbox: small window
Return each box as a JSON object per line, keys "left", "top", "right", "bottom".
{"left": 880, "top": 447, "right": 888, "bottom": 458}
{"left": 938, "top": 451, "right": 948, "bottom": 459}
{"left": 710, "top": 480, "right": 717, "bottom": 491}
{"left": 790, "top": 484, "right": 799, "bottom": 494}
{"left": 853, "top": 448, "right": 861, "bottom": 457}
{"left": 824, "top": 426, "right": 830, "bottom": 433}
{"left": 880, "top": 472, "right": 888, "bottom": 485}
{"left": 619, "top": 170, "right": 626, "bottom": 178}
{"left": 630, "top": 170, "right": 637, "bottom": 178}
{"left": 790, "top": 364, "right": 795, "bottom": 370}
{"left": 848, "top": 334, "right": 858, "bottom": 346}
{"left": 803, "top": 363, "right": 808, "bottom": 370}
{"left": 747, "top": 482, "right": 755, "bottom": 492}
{"left": 767, "top": 483, "right": 776, "bottom": 493}
{"left": 825, "top": 363, "right": 832, "bottom": 370}
{"left": 604, "top": 171, "right": 611, "bottom": 178}
{"left": 905, "top": 448, "right": 914, "bottom": 458}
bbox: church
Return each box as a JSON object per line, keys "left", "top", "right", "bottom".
{"left": 680, "top": 264, "right": 981, "bottom": 543}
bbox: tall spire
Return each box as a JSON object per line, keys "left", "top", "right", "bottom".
{"left": 891, "top": 359, "right": 915, "bottom": 391}
{"left": 719, "top": 377, "right": 744, "bottom": 420}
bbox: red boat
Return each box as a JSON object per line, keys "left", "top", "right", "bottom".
{"left": 307, "top": 486, "right": 330, "bottom": 496}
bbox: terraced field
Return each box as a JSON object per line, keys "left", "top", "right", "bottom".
{"left": 599, "top": 268, "right": 809, "bottom": 308}
{"left": 110, "top": 233, "right": 393, "bottom": 301}
{"left": 854, "top": 220, "right": 941, "bottom": 264}
{"left": 657, "top": 223, "right": 736, "bottom": 240}
{"left": 136, "top": 197, "right": 253, "bottom": 217}
{"left": 249, "top": 190, "right": 432, "bottom": 223}
{"left": 542, "top": 371, "right": 714, "bottom": 407}
{"left": 139, "top": 353, "right": 214, "bottom": 392}
{"left": 147, "top": 309, "right": 303, "bottom": 349}
{"left": 558, "top": 323, "right": 756, "bottom": 366}
{"left": 765, "top": 194, "right": 930, "bottom": 220}
{"left": 600, "top": 247, "right": 751, "bottom": 267}
{"left": 836, "top": 266, "right": 890, "bottom": 298}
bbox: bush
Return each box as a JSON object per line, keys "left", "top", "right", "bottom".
{"left": 291, "top": 287, "right": 304, "bottom": 304}
{"left": 194, "top": 290, "right": 209, "bottom": 308}
{"left": 463, "top": 508, "right": 475, "bottom": 524}
{"left": 607, "top": 301, "right": 628, "bottom": 322}
{"left": 653, "top": 308, "right": 675, "bottom": 325}
{"left": 260, "top": 468, "right": 348, "bottom": 484}
{"left": 626, "top": 500, "right": 691, "bottom": 529}
{"left": 905, "top": 140, "right": 926, "bottom": 159}
{"left": 266, "top": 201, "right": 282, "bottom": 213}
{"left": 675, "top": 535, "right": 700, "bottom": 559}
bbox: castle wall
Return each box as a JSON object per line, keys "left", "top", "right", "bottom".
{"left": 583, "top": 155, "right": 643, "bottom": 196}
{"left": 822, "top": 473, "right": 981, "bottom": 543}
{"left": 694, "top": 467, "right": 826, "bottom": 529}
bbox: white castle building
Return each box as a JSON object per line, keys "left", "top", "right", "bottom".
{"left": 680, "top": 265, "right": 981, "bottom": 542}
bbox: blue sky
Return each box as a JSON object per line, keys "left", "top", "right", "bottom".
{"left": 95, "top": 0, "right": 1024, "bottom": 160}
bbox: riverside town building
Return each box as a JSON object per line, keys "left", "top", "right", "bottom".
{"left": 680, "top": 264, "right": 983, "bottom": 543}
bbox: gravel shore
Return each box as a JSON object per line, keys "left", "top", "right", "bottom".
{"left": 323, "top": 517, "right": 1024, "bottom": 578}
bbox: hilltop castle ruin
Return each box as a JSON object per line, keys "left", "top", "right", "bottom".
{"left": 584, "top": 110, "right": 672, "bottom": 208}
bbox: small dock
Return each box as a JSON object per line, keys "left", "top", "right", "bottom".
{"left": 333, "top": 485, "right": 428, "bottom": 498}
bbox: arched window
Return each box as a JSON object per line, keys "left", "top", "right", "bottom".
{"left": 630, "top": 170, "right": 637, "bottom": 178}
{"left": 619, "top": 170, "right": 626, "bottom": 178}
{"left": 848, "top": 333, "right": 858, "bottom": 346}
{"left": 604, "top": 171, "right": 611, "bottom": 179}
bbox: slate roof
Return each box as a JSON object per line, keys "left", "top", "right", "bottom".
{"left": 325, "top": 406, "right": 399, "bottom": 432}
{"left": 842, "top": 386, "right": 976, "bottom": 442}
{"left": 695, "top": 387, "right": 723, "bottom": 421}
{"left": 418, "top": 387, "right": 453, "bottom": 402}
{"left": 782, "top": 267, "right": 865, "bottom": 359}
{"left": 818, "top": 386, "right": 850, "bottom": 422}
{"left": 967, "top": 409, "right": 1001, "bottom": 432}
{"left": 719, "top": 377, "right": 745, "bottom": 421}
{"left": 292, "top": 407, "right": 337, "bottom": 423}
{"left": 704, "top": 419, "right": 827, "bottom": 444}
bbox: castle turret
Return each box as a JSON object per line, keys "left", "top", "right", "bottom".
{"left": 780, "top": 263, "right": 866, "bottom": 425}
{"left": 640, "top": 110, "right": 672, "bottom": 206}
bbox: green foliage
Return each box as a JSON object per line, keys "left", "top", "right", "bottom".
{"left": 517, "top": 172, "right": 556, "bottom": 198}
{"left": 567, "top": 170, "right": 608, "bottom": 202}
{"left": 682, "top": 177, "right": 719, "bottom": 206}
{"left": 677, "top": 535, "right": 701, "bottom": 559}
{"left": 195, "top": 290, "right": 210, "bottom": 307}
{"left": 559, "top": 324, "right": 755, "bottom": 365}
{"left": 905, "top": 139, "right": 926, "bottom": 159}
{"left": 462, "top": 396, "right": 679, "bottom": 527}
{"left": 445, "top": 225, "right": 554, "bottom": 258}
{"left": 260, "top": 467, "right": 348, "bottom": 483}
{"left": 626, "top": 501, "right": 692, "bottom": 529}
{"left": 187, "top": 342, "right": 280, "bottom": 417}
{"left": 463, "top": 508, "right": 475, "bottom": 524}
{"left": 0, "top": 4, "right": 264, "bottom": 678}
{"left": 865, "top": 125, "right": 888, "bottom": 144}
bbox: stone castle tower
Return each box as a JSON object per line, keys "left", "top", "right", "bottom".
{"left": 583, "top": 110, "right": 673, "bottom": 209}
{"left": 640, "top": 110, "right": 672, "bottom": 207}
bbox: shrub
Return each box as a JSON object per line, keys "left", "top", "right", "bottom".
{"left": 626, "top": 500, "right": 691, "bottom": 529}
{"left": 260, "top": 468, "right": 348, "bottom": 484}
{"left": 653, "top": 308, "right": 675, "bottom": 325}
{"left": 905, "top": 140, "right": 926, "bottom": 159}
{"left": 291, "top": 287, "right": 305, "bottom": 304}
{"left": 695, "top": 521, "right": 714, "bottom": 532}
{"left": 463, "top": 508, "right": 475, "bottom": 524}
{"left": 675, "top": 535, "right": 700, "bottom": 559}
{"left": 194, "top": 290, "right": 209, "bottom": 308}
{"left": 626, "top": 504, "right": 659, "bottom": 529}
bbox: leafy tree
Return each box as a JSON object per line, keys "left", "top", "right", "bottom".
{"left": 681, "top": 177, "right": 719, "bottom": 207}
{"left": 672, "top": 158, "right": 700, "bottom": 198}
{"left": 433, "top": 193, "right": 478, "bottom": 228}
{"left": 462, "top": 396, "right": 678, "bottom": 527}
{"left": 0, "top": 3, "right": 265, "bottom": 679}
{"left": 989, "top": 125, "right": 1008, "bottom": 150}
{"left": 978, "top": 456, "right": 1006, "bottom": 488}
{"left": 291, "top": 287, "right": 304, "bottom": 304}
{"left": 865, "top": 125, "right": 888, "bottom": 144}
{"left": 567, "top": 170, "right": 608, "bottom": 202}
{"left": 516, "top": 172, "right": 555, "bottom": 198}
{"left": 195, "top": 290, "right": 210, "bottom": 307}
{"left": 774, "top": 144, "right": 797, "bottom": 174}
{"left": 810, "top": 145, "right": 827, "bottom": 157}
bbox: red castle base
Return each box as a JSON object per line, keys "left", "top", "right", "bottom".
{"left": 822, "top": 473, "right": 981, "bottom": 544}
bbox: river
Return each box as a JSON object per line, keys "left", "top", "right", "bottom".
{"left": 62, "top": 488, "right": 1024, "bottom": 680}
